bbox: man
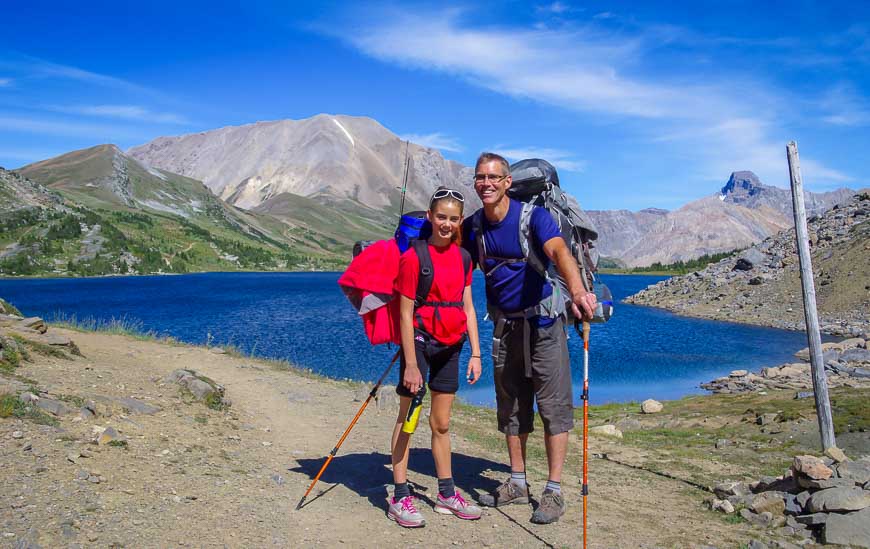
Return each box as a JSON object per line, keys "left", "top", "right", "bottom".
{"left": 462, "top": 152, "right": 596, "bottom": 524}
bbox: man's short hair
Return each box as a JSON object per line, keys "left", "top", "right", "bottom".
{"left": 475, "top": 152, "right": 510, "bottom": 175}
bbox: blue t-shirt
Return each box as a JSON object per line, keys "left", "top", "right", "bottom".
{"left": 462, "top": 199, "right": 561, "bottom": 320}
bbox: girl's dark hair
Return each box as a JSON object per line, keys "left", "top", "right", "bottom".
{"left": 428, "top": 186, "right": 464, "bottom": 245}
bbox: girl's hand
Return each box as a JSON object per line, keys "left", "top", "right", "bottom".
{"left": 403, "top": 364, "right": 423, "bottom": 394}
{"left": 466, "top": 356, "right": 482, "bottom": 385}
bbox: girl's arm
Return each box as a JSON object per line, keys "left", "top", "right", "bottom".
{"left": 462, "top": 284, "right": 482, "bottom": 384}
{"left": 399, "top": 294, "right": 423, "bottom": 393}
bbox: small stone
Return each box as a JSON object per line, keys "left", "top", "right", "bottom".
{"left": 794, "top": 391, "right": 813, "bottom": 400}
{"left": 641, "top": 399, "right": 663, "bottom": 414}
{"left": 711, "top": 498, "right": 735, "bottom": 514}
{"left": 589, "top": 425, "right": 623, "bottom": 438}
{"left": 172, "top": 495, "right": 182, "bottom": 503}
{"left": 757, "top": 412, "right": 779, "bottom": 425}
{"left": 67, "top": 452, "right": 80, "bottom": 463}
{"left": 87, "top": 475, "right": 101, "bottom": 484}
{"left": 714, "top": 481, "right": 750, "bottom": 498}
{"left": 262, "top": 441, "right": 272, "bottom": 447}
{"left": 76, "top": 470, "right": 89, "bottom": 480}
{"left": 271, "top": 474, "right": 285, "bottom": 486}
{"left": 825, "top": 447, "right": 849, "bottom": 463}
{"left": 715, "top": 439, "right": 730, "bottom": 449}
{"left": 96, "top": 426, "right": 120, "bottom": 445}
{"left": 793, "top": 455, "right": 834, "bottom": 480}
{"left": 747, "top": 540, "right": 769, "bottom": 549}
{"left": 807, "top": 487, "right": 870, "bottom": 513}
{"left": 11, "top": 431, "right": 23, "bottom": 439}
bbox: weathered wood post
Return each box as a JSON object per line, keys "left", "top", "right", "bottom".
{"left": 786, "top": 141, "right": 836, "bottom": 451}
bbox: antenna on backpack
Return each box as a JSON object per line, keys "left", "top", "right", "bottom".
{"left": 398, "top": 140, "right": 410, "bottom": 217}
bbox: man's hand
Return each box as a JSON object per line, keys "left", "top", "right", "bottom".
{"left": 571, "top": 291, "right": 597, "bottom": 321}
{"left": 403, "top": 364, "right": 424, "bottom": 394}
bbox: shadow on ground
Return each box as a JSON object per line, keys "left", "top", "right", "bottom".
{"left": 291, "top": 449, "right": 509, "bottom": 511}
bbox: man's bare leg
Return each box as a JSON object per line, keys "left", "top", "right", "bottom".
{"left": 544, "top": 431, "right": 568, "bottom": 483}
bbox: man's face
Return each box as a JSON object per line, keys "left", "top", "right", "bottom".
{"left": 474, "top": 160, "right": 511, "bottom": 206}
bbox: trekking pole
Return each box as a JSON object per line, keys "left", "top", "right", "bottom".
{"left": 398, "top": 140, "right": 410, "bottom": 217}
{"left": 296, "top": 349, "right": 401, "bottom": 510}
{"left": 576, "top": 320, "right": 591, "bottom": 549}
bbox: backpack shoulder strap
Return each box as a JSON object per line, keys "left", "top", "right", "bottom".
{"left": 412, "top": 239, "right": 433, "bottom": 308}
{"left": 519, "top": 202, "right": 549, "bottom": 278}
{"left": 458, "top": 245, "right": 472, "bottom": 281}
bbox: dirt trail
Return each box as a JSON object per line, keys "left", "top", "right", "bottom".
{"left": 1, "top": 329, "right": 755, "bottom": 548}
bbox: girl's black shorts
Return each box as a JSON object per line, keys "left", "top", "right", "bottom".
{"left": 396, "top": 330, "right": 466, "bottom": 398}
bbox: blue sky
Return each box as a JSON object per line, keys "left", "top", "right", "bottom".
{"left": 1, "top": 1, "right": 868, "bottom": 210}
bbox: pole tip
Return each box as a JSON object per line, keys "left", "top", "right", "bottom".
{"left": 295, "top": 498, "right": 305, "bottom": 511}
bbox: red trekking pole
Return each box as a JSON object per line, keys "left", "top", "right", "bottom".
{"left": 578, "top": 320, "right": 591, "bottom": 549}
{"left": 296, "top": 349, "right": 401, "bottom": 510}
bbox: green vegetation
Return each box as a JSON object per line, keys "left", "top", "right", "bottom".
{"left": 108, "top": 439, "right": 129, "bottom": 449}
{"left": 628, "top": 251, "right": 736, "bottom": 274}
{"left": 0, "top": 298, "right": 22, "bottom": 316}
{"left": 0, "top": 392, "right": 58, "bottom": 426}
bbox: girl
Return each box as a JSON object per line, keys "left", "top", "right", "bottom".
{"left": 388, "top": 187, "right": 483, "bottom": 528}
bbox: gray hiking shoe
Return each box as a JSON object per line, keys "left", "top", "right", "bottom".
{"left": 388, "top": 495, "right": 425, "bottom": 528}
{"left": 530, "top": 490, "right": 566, "bottom": 524}
{"left": 478, "top": 479, "right": 530, "bottom": 507}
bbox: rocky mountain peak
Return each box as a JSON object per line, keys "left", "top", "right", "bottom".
{"left": 721, "top": 171, "right": 764, "bottom": 199}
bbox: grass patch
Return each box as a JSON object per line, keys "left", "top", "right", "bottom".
{"left": 0, "top": 297, "right": 22, "bottom": 316}
{"left": 0, "top": 393, "right": 59, "bottom": 426}
{"left": 49, "top": 313, "right": 161, "bottom": 340}
{"left": 205, "top": 392, "right": 229, "bottom": 411}
{"left": 108, "top": 439, "right": 128, "bottom": 449}
{"left": 194, "top": 415, "right": 208, "bottom": 424}
{"left": 57, "top": 393, "right": 87, "bottom": 407}
{"left": 11, "top": 335, "right": 72, "bottom": 360}
{"left": 831, "top": 390, "right": 870, "bottom": 434}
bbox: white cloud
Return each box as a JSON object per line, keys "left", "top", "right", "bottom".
{"left": 48, "top": 104, "right": 188, "bottom": 124}
{"left": 400, "top": 132, "right": 463, "bottom": 152}
{"left": 0, "top": 78, "right": 12, "bottom": 87}
{"left": 536, "top": 2, "right": 571, "bottom": 15}
{"left": 0, "top": 115, "right": 147, "bottom": 140}
{"left": 328, "top": 9, "right": 851, "bottom": 190}
{"left": 497, "top": 146, "right": 587, "bottom": 173}
{"left": 819, "top": 85, "right": 870, "bottom": 127}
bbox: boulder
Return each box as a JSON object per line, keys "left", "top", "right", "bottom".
{"left": 798, "top": 476, "right": 856, "bottom": 490}
{"left": 838, "top": 337, "right": 866, "bottom": 350}
{"left": 35, "top": 398, "right": 74, "bottom": 416}
{"left": 165, "top": 369, "right": 227, "bottom": 408}
{"left": 750, "top": 491, "right": 787, "bottom": 515}
{"left": 792, "top": 455, "right": 834, "bottom": 480}
{"left": 115, "top": 397, "right": 161, "bottom": 415}
{"left": 18, "top": 317, "right": 46, "bottom": 334}
{"left": 837, "top": 460, "right": 870, "bottom": 486}
{"left": 824, "top": 446, "right": 848, "bottom": 463}
{"left": 730, "top": 369, "right": 749, "bottom": 377}
{"left": 757, "top": 412, "right": 779, "bottom": 426}
{"left": 822, "top": 507, "right": 870, "bottom": 548}
{"left": 641, "top": 399, "right": 663, "bottom": 414}
{"left": 589, "top": 425, "right": 623, "bottom": 438}
{"left": 806, "top": 487, "right": 870, "bottom": 513}
{"left": 733, "top": 258, "right": 754, "bottom": 271}
{"left": 840, "top": 348, "right": 870, "bottom": 363}
{"left": 714, "top": 481, "right": 750, "bottom": 498}
{"left": 795, "top": 513, "right": 829, "bottom": 526}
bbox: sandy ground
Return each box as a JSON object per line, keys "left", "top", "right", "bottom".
{"left": 0, "top": 328, "right": 760, "bottom": 548}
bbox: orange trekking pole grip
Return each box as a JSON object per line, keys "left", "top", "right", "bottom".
{"left": 296, "top": 349, "right": 401, "bottom": 510}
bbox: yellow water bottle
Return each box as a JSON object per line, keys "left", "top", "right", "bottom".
{"left": 402, "top": 387, "right": 426, "bottom": 434}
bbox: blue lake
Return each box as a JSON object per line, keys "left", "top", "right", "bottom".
{"left": 0, "top": 272, "right": 813, "bottom": 405}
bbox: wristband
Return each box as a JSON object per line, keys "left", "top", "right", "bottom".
{"left": 470, "top": 355, "right": 481, "bottom": 358}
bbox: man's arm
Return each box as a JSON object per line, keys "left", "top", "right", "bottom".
{"left": 542, "top": 236, "right": 596, "bottom": 320}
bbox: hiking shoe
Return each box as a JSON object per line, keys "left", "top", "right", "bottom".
{"left": 434, "top": 492, "right": 482, "bottom": 520}
{"left": 478, "top": 479, "right": 530, "bottom": 507}
{"left": 388, "top": 496, "right": 425, "bottom": 528}
{"left": 530, "top": 490, "right": 566, "bottom": 524}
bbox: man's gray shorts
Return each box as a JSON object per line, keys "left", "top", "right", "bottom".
{"left": 493, "top": 316, "right": 573, "bottom": 436}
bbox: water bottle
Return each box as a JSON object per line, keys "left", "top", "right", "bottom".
{"left": 591, "top": 283, "right": 614, "bottom": 323}
{"left": 401, "top": 387, "right": 426, "bottom": 434}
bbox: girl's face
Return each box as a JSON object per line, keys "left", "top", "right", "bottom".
{"left": 428, "top": 200, "right": 463, "bottom": 244}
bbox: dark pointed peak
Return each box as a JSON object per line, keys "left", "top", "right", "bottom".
{"left": 721, "top": 171, "right": 765, "bottom": 196}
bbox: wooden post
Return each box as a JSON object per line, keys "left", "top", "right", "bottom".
{"left": 786, "top": 141, "right": 836, "bottom": 451}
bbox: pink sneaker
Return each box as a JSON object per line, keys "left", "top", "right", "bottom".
{"left": 388, "top": 495, "right": 425, "bottom": 528}
{"left": 434, "top": 492, "right": 482, "bottom": 520}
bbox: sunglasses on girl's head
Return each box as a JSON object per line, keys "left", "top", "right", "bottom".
{"left": 430, "top": 189, "right": 465, "bottom": 203}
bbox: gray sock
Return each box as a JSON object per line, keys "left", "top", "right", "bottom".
{"left": 438, "top": 477, "right": 455, "bottom": 498}
{"left": 510, "top": 471, "right": 527, "bottom": 489}
{"left": 394, "top": 482, "right": 411, "bottom": 500}
{"left": 544, "top": 479, "right": 561, "bottom": 494}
